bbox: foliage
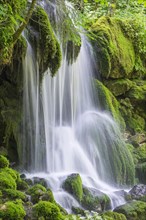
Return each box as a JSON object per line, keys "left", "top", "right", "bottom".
{"left": 0, "top": 199, "right": 26, "bottom": 220}
{"left": 0, "top": 0, "right": 26, "bottom": 64}
{"left": 32, "top": 201, "right": 64, "bottom": 220}
{"left": 0, "top": 155, "right": 9, "bottom": 168}
{"left": 2, "top": 189, "right": 26, "bottom": 201}
{"left": 63, "top": 174, "right": 83, "bottom": 202}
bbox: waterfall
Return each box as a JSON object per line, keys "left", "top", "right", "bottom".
{"left": 22, "top": 4, "right": 134, "bottom": 212}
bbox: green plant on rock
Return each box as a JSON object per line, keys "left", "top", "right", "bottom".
{"left": 114, "top": 200, "right": 146, "bottom": 220}
{"left": 0, "top": 155, "right": 9, "bottom": 168}
{"left": 101, "top": 211, "right": 127, "bottom": 220}
{"left": 27, "top": 184, "right": 47, "bottom": 204}
{"left": 63, "top": 174, "right": 83, "bottom": 202}
{"left": 32, "top": 201, "right": 64, "bottom": 220}
{"left": 0, "top": 170, "right": 16, "bottom": 190}
{"left": 29, "top": 6, "right": 62, "bottom": 75}
{"left": 2, "top": 189, "right": 26, "bottom": 201}
{"left": 0, "top": 199, "right": 26, "bottom": 220}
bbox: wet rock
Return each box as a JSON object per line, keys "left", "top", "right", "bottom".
{"left": 33, "top": 177, "right": 48, "bottom": 188}
{"left": 129, "top": 184, "right": 146, "bottom": 202}
{"left": 20, "top": 174, "right": 26, "bottom": 179}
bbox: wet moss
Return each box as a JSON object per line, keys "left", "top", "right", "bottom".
{"left": 0, "top": 155, "right": 9, "bottom": 168}
{"left": 63, "top": 174, "right": 83, "bottom": 202}
{"left": 94, "top": 79, "right": 125, "bottom": 129}
{"left": 91, "top": 16, "right": 136, "bottom": 79}
{"left": 27, "top": 184, "right": 47, "bottom": 204}
{"left": 0, "top": 199, "right": 26, "bottom": 220}
{"left": 114, "top": 201, "right": 146, "bottom": 220}
{"left": 101, "top": 211, "right": 127, "bottom": 220}
{"left": 29, "top": 6, "right": 62, "bottom": 76}
{"left": 32, "top": 201, "right": 64, "bottom": 220}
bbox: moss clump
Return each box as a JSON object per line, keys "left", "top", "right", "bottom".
{"left": 94, "top": 79, "right": 125, "bottom": 129}
{"left": 29, "top": 6, "right": 62, "bottom": 76}
{"left": 114, "top": 201, "right": 146, "bottom": 220}
{"left": 0, "top": 200, "right": 26, "bottom": 220}
{"left": 134, "top": 144, "right": 146, "bottom": 163}
{"left": 81, "top": 187, "right": 110, "bottom": 212}
{"left": 27, "top": 184, "right": 47, "bottom": 204}
{"left": 0, "top": 155, "right": 9, "bottom": 168}
{"left": 32, "top": 201, "right": 64, "bottom": 220}
{"left": 91, "top": 16, "right": 135, "bottom": 79}
{"left": 2, "top": 189, "right": 26, "bottom": 201}
{"left": 63, "top": 174, "right": 83, "bottom": 202}
{"left": 126, "top": 80, "right": 146, "bottom": 102}
{"left": 17, "top": 179, "right": 29, "bottom": 191}
{"left": 101, "top": 211, "right": 127, "bottom": 220}
{"left": 0, "top": 170, "right": 16, "bottom": 190}
{"left": 105, "top": 79, "right": 133, "bottom": 97}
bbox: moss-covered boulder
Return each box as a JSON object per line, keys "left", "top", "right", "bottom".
{"left": 29, "top": 6, "right": 62, "bottom": 76}
{"left": 2, "top": 189, "right": 26, "bottom": 202}
{"left": 114, "top": 201, "right": 146, "bottom": 220}
{"left": 27, "top": 184, "right": 47, "bottom": 204}
{"left": 0, "top": 169, "right": 16, "bottom": 190}
{"left": 81, "top": 187, "right": 111, "bottom": 212}
{"left": 90, "top": 16, "right": 146, "bottom": 79}
{"left": 0, "top": 200, "right": 26, "bottom": 220}
{"left": 104, "top": 79, "right": 133, "bottom": 97}
{"left": 63, "top": 174, "right": 83, "bottom": 202}
{"left": 91, "top": 17, "right": 135, "bottom": 79}
{"left": 0, "top": 155, "right": 9, "bottom": 168}
{"left": 32, "top": 201, "right": 64, "bottom": 220}
{"left": 101, "top": 211, "right": 127, "bottom": 220}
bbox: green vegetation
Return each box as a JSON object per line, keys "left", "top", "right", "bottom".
{"left": 63, "top": 174, "right": 83, "bottom": 202}
{"left": 32, "top": 201, "right": 64, "bottom": 220}
{"left": 29, "top": 6, "right": 62, "bottom": 75}
{"left": 0, "top": 200, "right": 26, "bottom": 220}
{"left": 115, "top": 201, "right": 146, "bottom": 220}
{"left": 27, "top": 184, "right": 47, "bottom": 203}
{"left": 101, "top": 211, "right": 127, "bottom": 220}
{"left": 0, "top": 155, "right": 9, "bottom": 168}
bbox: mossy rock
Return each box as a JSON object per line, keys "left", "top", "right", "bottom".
{"left": 40, "top": 189, "right": 55, "bottom": 203}
{"left": 63, "top": 173, "right": 83, "bottom": 202}
{"left": 81, "top": 187, "right": 111, "bottom": 212}
{"left": 134, "top": 144, "right": 146, "bottom": 163}
{"left": 17, "top": 179, "right": 29, "bottom": 191}
{"left": 94, "top": 79, "right": 125, "bottom": 129}
{"left": 0, "top": 200, "right": 26, "bottom": 220}
{"left": 27, "top": 184, "right": 47, "bottom": 204}
{"left": 32, "top": 201, "right": 64, "bottom": 220}
{"left": 0, "top": 169, "right": 16, "bottom": 190}
{"left": 114, "top": 201, "right": 146, "bottom": 220}
{"left": 101, "top": 211, "right": 127, "bottom": 220}
{"left": 0, "top": 155, "right": 9, "bottom": 168}
{"left": 104, "top": 79, "right": 133, "bottom": 97}
{"left": 120, "top": 98, "right": 145, "bottom": 134}
{"left": 2, "top": 189, "right": 26, "bottom": 201}
{"left": 126, "top": 80, "right": 146, "bottom": 101}
{"left": 29, "top": 6, "right": 62, "bottom": 76}
{"left": 91, "top": 16, "right": 135, "bottom": 79}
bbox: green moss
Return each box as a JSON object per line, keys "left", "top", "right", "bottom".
{"left": 114, "top": 201, "right": 146, "bottom": 220}
{"left": 81, "top": 187, "right": 110, "bottom": 211}
{"left": 105, "top": 79, "right": 133, "bottom": 97}
{"left": 32, "top": 201, "right": 64, "bottom": 220}
{"left": 27, "top": 184, "right": 47, "bottom": 204}
{"left": 101, "top": 211, "right": 127, "bottom": 220}
{"left": 127, "top": 80, "right": 146, "bottom": 101}
{"left": 120, "top": 98, "right": 145, "bottom": 134}
{"left": 0, "top": 200, "right": 26, "bottom": 220}
{"left": 134, "top": 144, "right": 146, "bottom": 163}
{"left": 41, "top": 189, "right": 55, "bottom": 203}
{"left": 63, "top": 174, "right": 83, "bottom": 202}
{"left": 29, "top": 6, "right": 62, "bottom": 76}
{"left": 0, "top": 155, "right": 9, "bottom": 168}
{"left": 91, "top": 16, "right": 136, "bottom": 79}
{"left": 94, "top": 79, "right": 125, "bottom": 128}
{"left": 17, "top": 179, "right": 29, "bottom": 191}
{"left": 2, "top": 189, "right": 26, "bottom": 201}
{"left": 0, "top": 170, "right": 16, "bottom": 190}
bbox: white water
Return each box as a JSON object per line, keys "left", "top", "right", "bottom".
{"left": 23, "top": 36, "right": 129, "bottom": 212}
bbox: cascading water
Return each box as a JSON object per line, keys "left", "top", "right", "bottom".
{"left": 22, "top": 2, "right": 134, "bottom": 212}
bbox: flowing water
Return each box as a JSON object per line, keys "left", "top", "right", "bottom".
{"left": 22, "top": 35, "right": 130, "bottom": 212}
